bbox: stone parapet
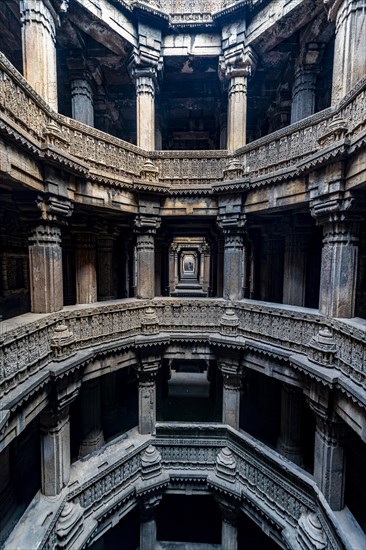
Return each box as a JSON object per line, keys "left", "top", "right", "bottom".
{"left": 4, "top": 424, "right": 357, "bottom": 550}
{"left": 0, "top": 53, "right": 365, "bottom": 195}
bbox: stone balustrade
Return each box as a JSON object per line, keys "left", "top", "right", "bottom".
{"left": 6, "top": 424, "right": 353, "bottom": 549}
{"left": 0, "top": 298, "right": 365, "bottom": 409}
{"left": 0, "top": 54, "right": 365, "bottom": 194}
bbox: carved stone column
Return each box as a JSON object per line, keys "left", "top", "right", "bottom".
{"left": 29, "top": 223, "right": 63, "bottom": 313}
{"left": 220, "top": 502, "right": 238, "bottom": 550}
{"left": 40, "top": 406, "right": 70, "bottom": 496}
{"left": 101, "top": 372, "right": 119, "bottom": 439}
{"left": 20, "top": 0, "right": 60, "bottom": 109}
{"left": 134, "top": 215, "right": 160, "bottom": 299}
{"left": 325, "top": 0, "right": 366, "bottom": 103}
{"left": 283, "top": 228, "right": 309, "bottom": 307}
{"left": 219, "top": 356, "right": 241, "bottom": 430}
{"left": 309, "top": 393, "right": 346, "bottom": 511}
{"left": 277, "top": 384, "right": 303, "bottom": 467}
{"left": 71, "top": 77, "right": 94, "bottom": 127}
{"left": 291, "top": 67, "right": 317, "bottom": 123}
{"left": 260, "top": 227, "right": 284, "bottom": 303}
{"left": 75, "top": 231, "right": 97, "bottom": 304}
{"left": 218, "top": 213, "right": 246, "bottom": 301}
{"left": 221, "top": 45, "right": 256, "bottom": 150}
{"left": 139, "top": 496, "right": 161, "bottom": 550}
{"left": 97, "top": 229, "right": 117, "bottom": 301}
{"left": 136, "top": 358, "right": 160, "bottom": 435}
{"left": 317, "top": 213, "right": 359, "bottom": 318}
{"left": 79, "top": 378, "right": 104, "bottom": 458}
{"left": 131, "top": 67, "right": 157, "bottom": 150}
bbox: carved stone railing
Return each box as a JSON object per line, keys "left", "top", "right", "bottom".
{"left": 0, "top": 53, "right": 365, "bottom": 194}
{"left": 1, "top": 298, "right": 366, "bottom": 407}
{"left": 5, "top": 424, "right": 355, "bottom": 549}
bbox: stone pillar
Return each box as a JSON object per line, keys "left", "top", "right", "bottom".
{"left": 221, "top": 45, "right": 256, "bottom": 150}
{"left": 219, "top": 357, "right": 241, "bottom": 430}
{"left": 75, "top": 231, "right": 97, "bottom": 304}
{"left": 314, "top": 414, "right": 346, "bottom": 510}
{"left": 131, "top": 68, "right": 157, "bottom": 150}
{"left": 101, "top": 373, "right": 119, "bottom": 439}
{"left": 29, "top": 223, "right": 63, "bottom": 313}
{"left": 134, "top": 216, "right": 160, "bottom": 299}
{"left": 40, "top": 407, "right": 70, "bottom": 496}
{"left": 97, "top": 231, "right": 117, "bottom": 301}
{"left": 218, "top": 214, "right": 246, "bottom": 301}
{"left": 277, "top": 384, "right": 303, "bottom": 467}
{"left": 283, "top": 230, "right": 309, "bottom": 307}
{"left": 260, "top": 228, "right": 284, "bottom": 303}
{"left": 79, "top": 378, "right": 104, "bottom": 458}
{"left": 325, "top": 0, "right": 366, "bottom": 103}
{"left": 219, "top": 502, "right": 238, "bottom": 550}
{"left": 136, "top": 358, "right": 159, "bottom": 435}
{"left": 139, "top": 496, "right": 161, "bottom": 550}
{"left": 71, "top": 78, "right": 94, "bottom": 126}
{"left": 318, "top": 215, "right": 359, "bottom": 318}
{"left": 291, "top": 67, "right": 317, "bottom": 123}
{"left": 20, "top": 0, "right": 59, "bottom": 109}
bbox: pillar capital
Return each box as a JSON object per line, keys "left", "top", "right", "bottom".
{"left": 20, "top": 0, "right": 59, "bottom": 38}
{"left": 217, "top": 213, "right": 246, "bottom": 237}
{"left": 134, "top": 214, "right": 161, "bottom": 235}
{"left": 220, "top": 44, "right": 257, "bottom": 80}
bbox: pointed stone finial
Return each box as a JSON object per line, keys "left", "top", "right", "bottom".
{"left": 223, "top": 158, "right": 244, "bottom": 181}
{"left": 141, "top": 306, "right": 160, "bottom": 335}
{"left": 56, "top": 501, "right": 83, "bottom": 548}
{"left": 141, "top": 445, "right": 162, "bottom": 479}
{"left": 140, "top": 160, "right": 159, "bottom": 182}
{"left": 51, "top": 322, "right": 75, "bottom": 360}
{"left": 297, "top": 512, "right": 326, "bottom": 549}
{"left": 216, "top": 447, "right": 236, "bottom": 482}
{"left": 307, "top": 327, "right": 337, "bottom": 367}
{"left": 220, "top": 307, "right": 239, "bottom": 336}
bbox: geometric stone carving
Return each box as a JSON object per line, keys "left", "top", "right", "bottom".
{"left": 223, "top": 159, "right": 244, "bottom": 181}
{"left": 141, "top": 307, "right": 160, "bottom": 335}
{"left": 51, "top": 323, "right": 75, "bottom": 360}
{"left": 56, "top": 501, "right": 84, "bottom": 548}
{"left": 216, "top": 446, "right": 236, "bottom": 483}
{"left": 141, "top": 445, "right": 162, "bottom": 480}
{"left": 140, "top": 159, "right": 159, "bottom": 182}
{"left": 297, "top": 511, "right": 327, "bottom": 550}
{"left": 307, "top": 327, "right": 337, "bottom": 368}
{"left": 220, "top": 307, "right": 239, "bottom": 336}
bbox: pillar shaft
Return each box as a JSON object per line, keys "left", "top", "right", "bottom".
{"left": 222, "top": 232, "right": 244, "bottom": 301}
{"left": 71, "top": 78, "right": 94, "bottom": 126}
{"left": 40, "top": 407, "right": 70, "bottom": 496}
{"left": 222, "top": 374, "right": 241, "bottom": 430}
{"left": 219, "top": 503, "right": 238, "bottom": 550}
{"left": 134, "top": 69, "right": 156, "bottom": 150}
{"left": 20, "top": 0, "right": 58, "bottom": 109}
{"left": 291, "top": 68, "right": 317, "bottom": 123}
{"left": 135, "top": 233, "right": 155, "bottom": 299}
{"left": 329, "top": 0, "right": 366, "bottom": 103}
{"left": 283, "top": 232, "right": 308, "bottom": 307}
{"left": 138, "top": 374, "right": 156, "bottom": 435}
{"left": 277, "top": 384, "right": 303, "bottom": 466}
{"left": 101, "top": 373, "right": 119, "bottom": 438}
{"left": 319, "top": 219, "right": 359, "bottom": 317}
{"left": 29, "top": 223, "right": 63, "bottom": 313}
{"left": 75, "top": 232, "right": 97, "bottom": 304}
{"left": 227, "top": 75, "right": 248, "bottom": 150}
{"left": 79, "top": 378, "right": 104, "bottom": 458}
{"left": 314, "top": 417, "right": 345, "bottom": 510}
{"left": 97, "top": 234, "right": 116, "bottom": 301}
